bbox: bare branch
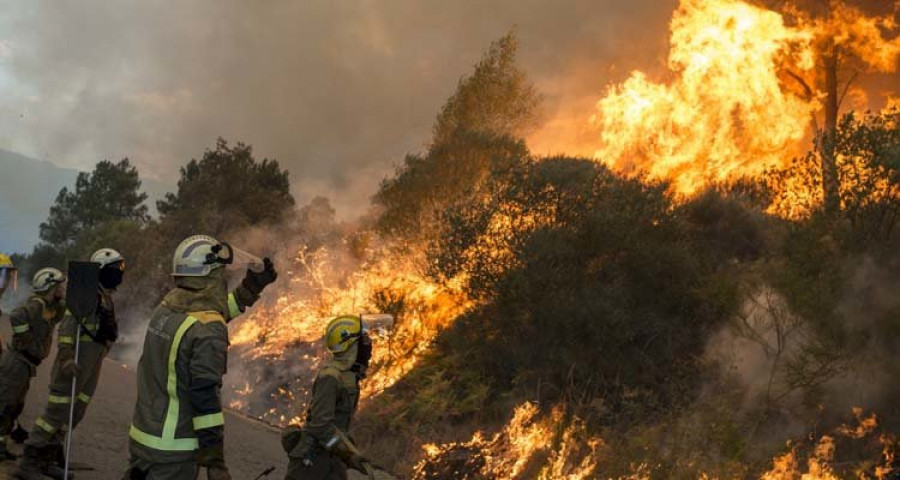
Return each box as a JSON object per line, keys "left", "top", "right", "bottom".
{"left": 786, "top": 69, "right": 815, "bottom": 100}
{"left": 838, "top": 70, "right": 861, "bottom": 108}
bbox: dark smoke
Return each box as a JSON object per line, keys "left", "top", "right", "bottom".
{"left": 0, "top": 0, "right": 674, "bottom": 217}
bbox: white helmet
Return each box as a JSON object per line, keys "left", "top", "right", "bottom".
{"left": 32, "top": 267, "right": 65, "bottom": 293}
{"left": 173, "top": 235, "right": 232, "bottom": 277}
{"left": 91, "top": 248, "right": 125, "bottom": 269}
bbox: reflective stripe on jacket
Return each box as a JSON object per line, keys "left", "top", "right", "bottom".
{"left": 128, "top": 305, "right": 229, "bottom": 463}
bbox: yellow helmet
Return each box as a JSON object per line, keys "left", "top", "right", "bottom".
{"left": 325, "top": 315, "right": 365, "bottom": 354}
{"left": 0, "top": 253, "right": 18, "bottom": 292}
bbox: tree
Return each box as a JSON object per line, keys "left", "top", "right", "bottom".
{"left": 157, "top": 138, "right": 294, "bottom": 241}
{"left": 375, "top": 132, "right": 529, "bottom": 242}
{"left": 39, "top": 158, "right": 149, "bottom": 249}
{"left": 374, "top": 30, "right": 541, "bottom": 241}
{"left": 776, "top": 0, "right": 900, "bottom": 214}
{"left": 767, "top": 108, "right": 900, "bottom": 242}
{"left": 432, "top": 28, "right": 542, "bottom": 146}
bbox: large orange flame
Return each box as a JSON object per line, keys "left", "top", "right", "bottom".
{"left": 532, "top": 0, "right": 900, "bottom": 198}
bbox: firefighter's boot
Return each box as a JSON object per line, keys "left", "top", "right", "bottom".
{"left": 40, "top": 444, "right": 73, "bottom": 480}
{"left": 13, "top": 445, "right": 73, "bottom": 480}
{"left": 12, "top": 445, "right": 49, "bottom": 480}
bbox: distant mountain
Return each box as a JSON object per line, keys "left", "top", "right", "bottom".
{"left": 0, "top": 149, "right": 170, "bottom": 254}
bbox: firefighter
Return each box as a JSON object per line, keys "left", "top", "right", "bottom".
{"left": 123, "top": 235, "right": 277, "bottom": 480}
{"left": 281, "top": 315, "right": 376, "bottom": 480}
{"left": 0, "top": 254, "right": 29, "bottom": 447}
{"left": 14, "top": 248, "right": 125, "bottom": 479}
{"left": 0, "top": 268, "right": 67, "bottom": 464}
{"left": 0, "top": 253, "right": 19, "bottom": 357}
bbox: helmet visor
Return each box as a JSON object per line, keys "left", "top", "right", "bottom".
{"left": 0, "top": 268, "right": 18, "bottom": 292}
{"left": 203, "top": 242, "right": 264, "bottom": 272}
{"left": 231, "top": 246, "right": 264, "bottom": 273}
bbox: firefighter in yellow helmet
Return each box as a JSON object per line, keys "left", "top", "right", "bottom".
{"left": 15, "top": 248, "right": 126, "bottom": 479}
{"left": 281, "top": 315, "right": 376, "bottom": 480}
{"left": 0, "top": 268, "right": 66, "bottom": 465}
{"left": 123, "top": 235, "right": 277, "bottom": 480}
{"left": 0, "top": 253, "right": 19, "bottom": 357}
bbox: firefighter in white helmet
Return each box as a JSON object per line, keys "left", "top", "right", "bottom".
{"left": 0, "top": 268, "right": 66, "bottom": 466}
{"left": 124, "top": 235, "right": 277, "bottom": 480}
{"left": 281, "top": 315, "right": 376, "bottom": 479}
{"left": 16, "top": 248, "right": 126, "bottom": 479}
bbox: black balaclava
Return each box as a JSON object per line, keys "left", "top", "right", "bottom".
{"left": 99, "top": 265, "right": 124, "bottom": 290}
{"left": 352, "top": 333, "right": 373, "bottom": 379}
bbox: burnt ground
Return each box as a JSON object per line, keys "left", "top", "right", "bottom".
{"left": 0, "top": 318, "right": 392, "bottom": 480}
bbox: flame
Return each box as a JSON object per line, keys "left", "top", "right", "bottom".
{"left": 413, "top": 403, "right": 601, "bottom": 480}
{"left": 592, "top": 0, "right": 817, "bottom": 194}
{"left": 528, "top": 0, "right": 900, "bottom": 201}
{"left": 227, "top": 241, "right": 473, "bottom": 425}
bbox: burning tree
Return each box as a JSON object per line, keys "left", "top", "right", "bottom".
{"left": 775, "top": 0, "right": 900, "bottom": 214}
{"left": 590, "top": 0, "right": 900, "bottom": 215}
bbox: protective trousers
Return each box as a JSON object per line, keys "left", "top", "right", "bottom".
{"left": 27, "top": 341, "right": 108, "bottom": 447}
{"left": 0, "top": 353, "right": 34, "bottom": 444}
{"left": 121, "top": 456, "right": 198, "bottom": 480}
{"left": 285, "top": 450, "right": 348, "bottom": 480}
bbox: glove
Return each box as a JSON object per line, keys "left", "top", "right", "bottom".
{"left": 196, "top": 443, "right": 227, "bottom": 470}
{"left": 60, "top": 359, "right": 80, "bottom": 377}
{"left": 240, "top": 258, "right": 277, "bottom": 296}
{"left": 207, "top": 467, "right": 232, "bottom": 480}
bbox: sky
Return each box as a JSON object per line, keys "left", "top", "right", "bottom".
{"left": 0, "top": 0, "right": 675, "bottom": 217}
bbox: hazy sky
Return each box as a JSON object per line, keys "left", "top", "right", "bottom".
{"left": 0, "top": 0, "right": 674, "bottom": 216}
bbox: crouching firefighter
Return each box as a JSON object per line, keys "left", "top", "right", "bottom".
{"left": 281, "top": 315, "right": 376, "bottom": 480}
{"left": 0, "top": 268, "right": 67, "bottom": 463}
{"left": 15, "top": 248, "right": 125, "bottom": 480}
{"left": 124, "top": 235, "right": 277, "bottom": 480}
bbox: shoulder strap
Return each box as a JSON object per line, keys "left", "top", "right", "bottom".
{"left": 188, "top": 310, "right": 226, "bottom": 325}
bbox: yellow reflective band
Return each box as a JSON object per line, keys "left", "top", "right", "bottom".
{"left": 77, "top": 393, "right": 91, "bottom": 403}
{"left": 59, "top": 336, "right": 74, "bottom": 345}
{"left": 12, "top": 324, "right": 29, "bottom": 334}
{"left": 129, "top": 425, "right": 198, "bottom": 452}
{"left": 48, "top": 395, "right": 71, "bottom": 404}
{"left": 192, "top": 412, "right": 225, "bottom": 430}
{"left": 35, "top": 417, "right": 56, "bottom": 433}
{"left": 227, "top": 293, "right": 242, "bottom": 320}
{"left": 162, "top": 316, "right": 199, "bottom": 440}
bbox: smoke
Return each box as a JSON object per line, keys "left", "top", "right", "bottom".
{"left": 0, "top": 0, "right": 674, "bottom": 218}
{"left": 703, "top": 254, "right": 900, "bottom": 444}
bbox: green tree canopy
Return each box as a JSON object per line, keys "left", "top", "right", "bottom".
{"left": 157, "top": 138, "right": 295, "bottom": 240}
{"left": 39, "top": 158, "right": 149, "bottom": 249}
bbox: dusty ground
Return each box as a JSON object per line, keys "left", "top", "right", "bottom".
{"left": 0, "top": 317, "right": 391, "bottom": 480}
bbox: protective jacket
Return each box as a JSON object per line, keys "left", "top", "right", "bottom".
{"left": 128, "top": 273, "right": 258, "bottom": 464}
{"left": 9, "top": 296, "right": 66, "bottom": 367}
{"left": 283, "top": 346, "right": 362, "bottom": 480}
{"left": 304, "top": 356, "right": 360, "bottom": 446}
{"left": 0, "top": 296, "right": 65, "bottom": 444}
{"left": 28, "top": 287, "right": 118, "bottom": 446}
